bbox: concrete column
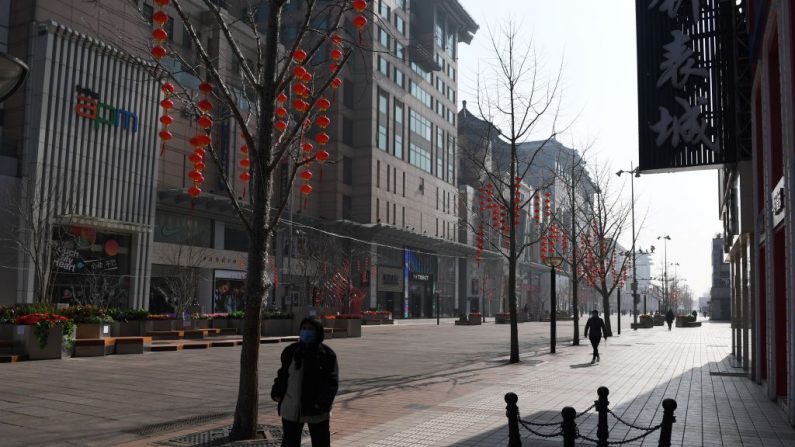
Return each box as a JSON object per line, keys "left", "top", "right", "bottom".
{"left": 742, "top": 236, "right": 750, "bottom": 371}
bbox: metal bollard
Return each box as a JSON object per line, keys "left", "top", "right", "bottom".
{"left": 561, "top": 406, "right": 577, "bottom": 447}
{"left": 595, "top": 386, "right": 610, "bottom": 447}
{"left": 505, "top": 393, "right": 522, "bottom": 447}
{"left": 657, "top": 398, "right": 677, "bottom": 447}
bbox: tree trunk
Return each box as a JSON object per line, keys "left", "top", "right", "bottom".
{"left": 230, "top": 0, "right": 282, "bottom": 440}
{"left": 602, "top": 292, "right": 613, "bottom": 337}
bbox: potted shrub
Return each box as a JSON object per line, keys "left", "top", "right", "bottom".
{"left": 13, "top": 312, "right": 75, "bottom": 360}
{"left": 468, "top": 312, "right": 483, "bottom": 325}
{"left": 262, "top": 310, "right": 294, "bottom": 337}
{"left": 62, "top": 305, "right": 114, "bottom": 339}
{"left": 109, "top": 308, "right": 149, "bottom": 337}
{"left": 187, "top": 313, "right": 211, "bottom": 329}
{"left": 361, "top": 310, "right": 393, "bottom": 325}
{"left": 495, "top": 312, "right": 510, "bottom": 324}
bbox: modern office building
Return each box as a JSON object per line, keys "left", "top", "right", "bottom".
{"left": 710, "top": 236, "right": 731, "bottom": 320}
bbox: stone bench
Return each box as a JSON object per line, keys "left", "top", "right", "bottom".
{"left": 74, "top": 336, "right": 153, "bottom": 356}
{"left": 115, "top": 337, "right": 152, "bottom": 355}
{"left": 146, "top": 330, "right": 185, "bottom": 340}
{"left": 0, "top": 354, "right": 23, "bottom": 363}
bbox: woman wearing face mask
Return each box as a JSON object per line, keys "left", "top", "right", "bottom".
{"left": 271, "top": 318, "right": 339, "bottom": 447}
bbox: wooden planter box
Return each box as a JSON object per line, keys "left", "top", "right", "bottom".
{"left": 229, "top": 319, "right": 245, "bottom": 335}
{"left": 262, "top": 319, "right": 294, "bottom": 337}
{"left": 631, "top": 321, "right": 654, "bottom": 329}
{"left": 211, "top": 318, "right": 231, "bottom": 329}
{"left": 176, "top": 319, "right": 209, "bottom": 330}
{"left": 111, "top": 321, "right": 144, "bottom": 337}
{"left": 75, "top": 323, "right": 112, "bottom": 339}
{"left": 456, "top": 316, "right": 482, "bottom": 326}
{"left": 495, "top": 316, "right": 510, "bottom": 324}
{"left": 675, "top": 316, "right": 702, "bottom": 328}
{"left": 330, "top": 319, "right": 361, "bottom": 338}
{"left": 13, "top": 325, "right": 74, "bottom": 360}
{"left": 144, "top": 320, "right": 177, "bottom": 332}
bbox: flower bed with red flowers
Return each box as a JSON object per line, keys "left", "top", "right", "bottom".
{"left": 335, "top": 314, "right": 362, "bottom": 320}
{"left": 15, "top": 312, "right": 75, "bottom": 349}
{"left": 147, "top": 313, "right": 178, "bottom": 320}
{"left": 362, "top": 311, "right": 392, "bottom": 317}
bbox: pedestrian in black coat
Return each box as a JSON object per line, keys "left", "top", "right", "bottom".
{"left": 665, "top": 309, "right": 675, "bottom": 331}
{"left": 584, "top": 310, "right": 607, "bottom": 364}
{"left": 271, "top": 318, "right": 339, "bottom": 447}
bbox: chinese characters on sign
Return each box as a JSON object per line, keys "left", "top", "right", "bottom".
{"left": 648, "top": 1, "right": 714, "bottom": 152}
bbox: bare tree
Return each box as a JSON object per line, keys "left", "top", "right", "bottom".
{"left": 136, "top": 0, "right": 364, "bottom": 439}
{"left": 578, "top": 165, "right": 635, "bottom": 336}
{"left": 151, "top": 243, "right": 208, "bottom": 316}
{"left": 464, "top": 21, "right": 565, "bottom": 363}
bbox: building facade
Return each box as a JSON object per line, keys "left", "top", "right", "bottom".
{"left": 710, "top": 235, "right": 731, "bottom": 320}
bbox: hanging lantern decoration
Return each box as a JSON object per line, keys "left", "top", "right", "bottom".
{"left": 330, "top": 48, "right": 343, "bottom": 61}
{"left": 300, "top": 183, "right": 313, "bottom": 196}
{"left": 157, "top": 82, "right": 175, "bottom": 155}
{"left": 331, "top": 77, "right": 342, "bottom": 89}
{"left": 186, "top": 81, "right": 215, "bottom": 199}
{"left": 316, "top": 115, "right": 331, "bottom": 129}
{"left": 150, "top": 1, "right": 170, "bottom": 61}
{"left": 292, "top": 49, "right": 307, "bottom": 63}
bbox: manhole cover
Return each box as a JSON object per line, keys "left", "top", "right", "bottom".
{"left": 159, "top": 424, "right": 309, "bottom": 447}
{"left": 128, "top": 413, "right": 231, "bottom": 436}
{"left": 710, "top": 371, "right": 747, "bottom": 377}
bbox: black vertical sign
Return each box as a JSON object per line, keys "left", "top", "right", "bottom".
{"left": 636, "top": 0, "right": 736, "bottom": 173}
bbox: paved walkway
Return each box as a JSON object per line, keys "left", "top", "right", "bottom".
{"left": 1, "top": 316, "right": 793, "bottom": 446}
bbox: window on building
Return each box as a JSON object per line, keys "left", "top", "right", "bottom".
{"left": 379, "top": 0, "right": 390, "bottom": 19}
{"left": 393, "top": 67, "right": 405, "bottom": 89}
{"left": 165, "top": 17, "right": 175, "bottom": 41}
{"left": 394, "top": 41, "right": 405, "bottom": 61}
{"left": 224, "top": 226, "right": 249, "bottom": 252}
{"left": 342, "top": 116, "right": 354, "bottom": 146}
{"left": 436, "top": 127, "right": 444, "bottom": 179}
{"left": 282, "top": 24, "right": 297, "bottom": 40}
{"left": 396, "top": 15, "right": 406, "bottom": 35}
{"left": 343, "top": 156, "right": 353, "bottom": 185}
{"left": 447, "top": 28, "right": 456, "bottom": 58}
{"left": 393, "top": 203, "right": 396, "bottom": 225}
{"left": 386, "top": 165, "right": 391, "bottom": 192}
{"left": 435, "top": 17, "right": 445, "bottom": 49}
{"left": 410, "top": 62, "right": 432, "bottom": 82}
{"left": 409, "top": 109, "right": 432, "bottom": 141}
{"left": 343, "top": 78, "right": 354, "bottom": 109}
{"left": 378, "top": 55, "right": 389, "bottom": 76}
{"left": 143, "top": 4, "right": 154, "bottom": 23}
{"left": 394, "top": 101, "right": 404, "bottom": 160}
{"left": 376, "top": 198, "right": 380, "bottom": 221}
{"left": 402, "top": 171, "right": 406, "bottom": 197}
{"left": 402, "top": 206, "right": 405, "bottom": 226}
{"left": 377, "top": 159, "right": 381, "bottom": 188}
{"left": 410, "top": 81, "right": 432, "bottom": 108}
{"left": 396, "top": 0, "right": 407, "bottom": 10}
{"left": 409, "top": 143, "right": 432, "bottom": 173}
{"left": 447, "top": 135, "right": 456, "bottom": 183}
{"left": 182, "top": 24, "right": 192, "bottom": 49}
{"left": 342, "top": 195, "right": 352, "bottom": 220}
{"left": 377, "top": 89, "right": 389, "bottom": 151}
{"left": 386, "top": 200, "right": 390, "bottom": 222}
{"left": 378, "top": 27, "right": 389, "bottom": 48}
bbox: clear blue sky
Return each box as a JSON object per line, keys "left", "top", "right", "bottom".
{"left": 457, "top": 0, "right": 722, "bottom": 297}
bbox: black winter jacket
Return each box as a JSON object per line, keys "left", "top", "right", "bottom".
{"left": 584, "top": 317, "right": 607, "bottom": 339}
{"left": 271, "top": 342, "right": 339, "bottom": 417}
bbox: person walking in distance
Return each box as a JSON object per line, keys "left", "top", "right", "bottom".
{"left": 271, "top": 318, "right": 339, "bottom": 447}
{"left": 584, "top": 310, "right": 607, "bottom": 364}
{"left": 665, "top": 309, "right": 675, "bottom": 331}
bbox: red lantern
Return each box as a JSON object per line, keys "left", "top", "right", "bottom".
{"left": 193, "top": 147, "right": 206, "bottom": 157}
{"left": 292, "top": 49, "right": 307, "bottom": 63}
{"left": 158, "top": 130, "right": 173, "bottom": 140}
{"left": 303, "top": 142, "right": 314, "bottom": 153}
{"left": 300, "top": 183, "right": 313, "bottom": 195}
{"left": 197, "top": 99, "right": 212, "bottom": 112}
{"left": 300, "top": 170, "right": 313, "bottom": 181}
{"left": 316, "top": 149, "right": 330, "bottom": 162}
{"left": 277, "top": 93, "right": 288, "bottom": 103}
{"left": 151, "top": 45, "right": 167, "bottom": 59}
{"left": 188, "top": 170, "right": 203, "bottom": 181}
{"left": 240, "top": 172, "right": 251, "bottom": 182}
{"left": 275, "top": 106, "right": 287, "bottom": 118}
{"left": 293, "top": 66, "right": 308, "bottom": 78}
{"left": 159, "top": 115, "right": 173, "bottom": 125}
{"left": 331, "top": 34, "right": 343, "bottom": 45}
{"left": 330, "top": 49, "right": 343, "bottom": 61}
{"left": 154, "top": 0, "right": 170, "bottom": 5}
{"left": 153, "top": 11, "right": 169, "bottom": 25}
{"left": 239, "top": 145, "right": 249, "bottom": 154}
{"left": 198, "top": 82, "right": 212, "bottom": 93}
{"left": 161, "top": 83, "right": 175, "bottom": 94}
{"left": 193, "top": 134, "right": 211, "bottom": 147}
{"left": 316, "top": 97, "right": 331, "bottom": 111}
{"left": 329, "top": 63, "right": 339, "bottom": 73}
{"left": 292, "top": 99, "right": 309, "bottom": 112}
{"left": 302, "top": 72, "right": 312, "bottom": 83}
{"left": 152, "top": 28, "right": 168, "bottom": 41}
{"left": 275, "top": 120, "right": 287, "bottom": 132}
{"left": 352, "top": 0, "right": 367, "bottom": 12}
{"left": 194, "top": 161, "right": 205, "bottom": 170}
{"left": 315, "top": 133, "right": 330, "bottom": 145}
{"left": 291, "top": 83, "right": 306, "bottom": 96}
{"left": 353, "top": 15, "right": 367, "bottom": 29}
{"left": 331, "top": 78, "right": 342, "bottom": 89}
{"left": 240, "top": 159, "right": 251, "bottom": 168}
{"left": 316, "top": 115, "right": 331, "bottom": 128}
{"left": 188, "top": 185, "right": 202, "bottom": 198}
{"left": 197, "top": 115, "right": 212, "bottom": 129}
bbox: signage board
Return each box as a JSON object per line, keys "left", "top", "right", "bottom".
{"left": 378, "top": 266, "right": 404, "bottom": 293}
{"left": 772, "top": 177, "right": 785, "bottom": 228}
{"left": 410, "top": 272, "right": 433, "bottom": 282}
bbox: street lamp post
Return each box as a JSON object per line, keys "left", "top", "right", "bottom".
{"left": 616, "top": 164, "right": 640, "bottom": 330}
{"left": 543, "top": 256, "right": 563, "bottom": 354}
{"left": 657, "top": 235, "right": 671, "bottom": 311}
{"left": 0, "top": 53, "right": 29, "bottom": 102}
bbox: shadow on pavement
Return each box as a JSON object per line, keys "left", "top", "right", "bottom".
{"left": 569, "top": 362, "right": 595, "bottom": 369}
{"left": 449, "top": 354, "right": 795, "bottom": 447}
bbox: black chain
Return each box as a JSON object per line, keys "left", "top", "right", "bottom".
{"left": 577, "top": 425, "right": 662, "bottom": 445}
{"left": 607, "top": 409, "right": 661, "bottom": 431}
{"left": 516, "top": 407, "right": 562, "bottom": 427}
{"left": 518, "top": 420, "right": 563, "bottom": 438}
{"left": 576, "top": 403, "right": 597, "bottom": 418}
